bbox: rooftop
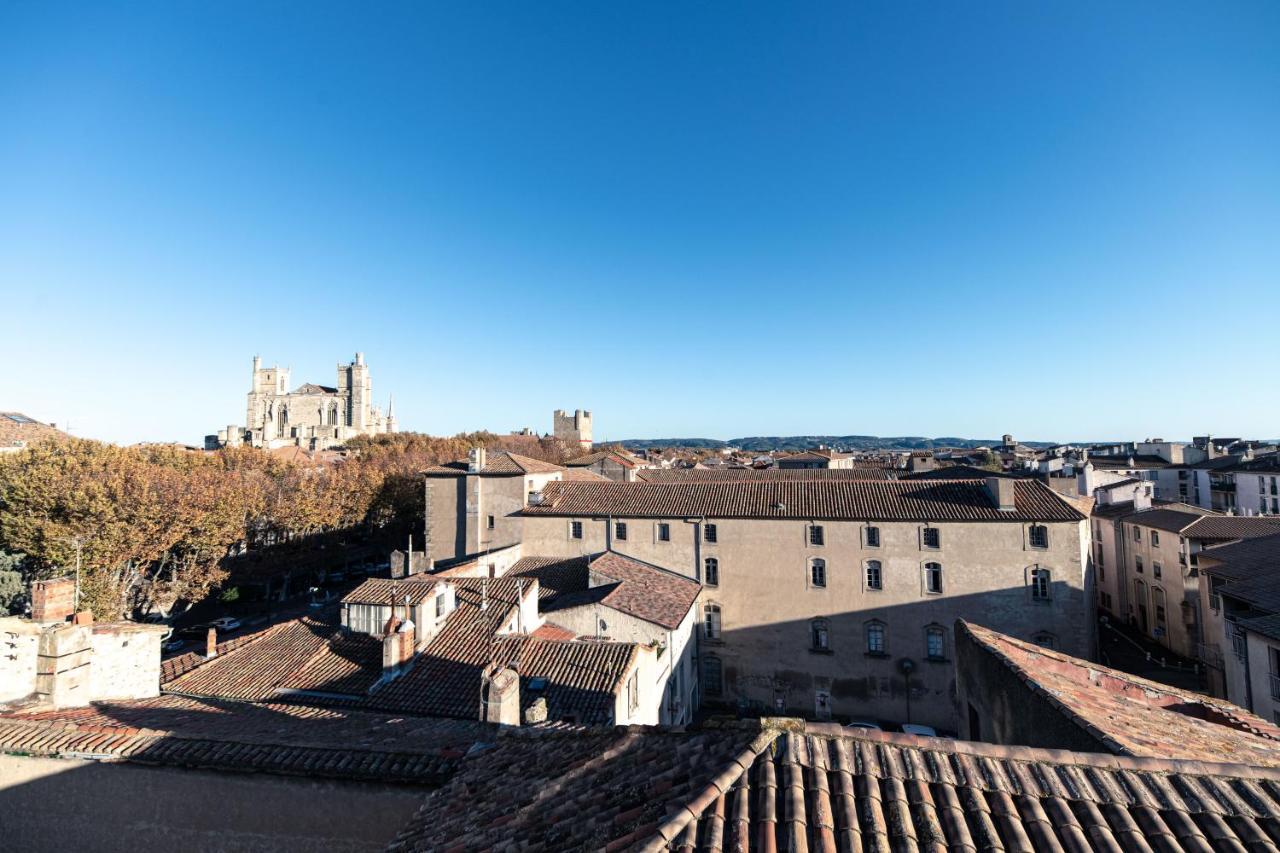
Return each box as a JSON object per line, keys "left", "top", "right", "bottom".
{"left": 1199, "top": 532, "right": 1280, "bottom": 613}
{"left": 0, "top": 411, "right": 66, "bottom": 449}
{"left": 522, "top": 478, "right": 1085, "bottom": 523}
{"left": 959, "top": 621, "right": 1280, "bottom": 767}
{"left": 387, "top": 718, "right": 1280, "bottom": 851}
{"left": 636, "top": 466, "right": 891, "bottom": 482}
{"left": 423, "top": 450, "right": 566, "bottom": 476}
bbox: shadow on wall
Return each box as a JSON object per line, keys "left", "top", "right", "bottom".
{"left": 697, "top": 580, "right": 1092, "bottom": 730}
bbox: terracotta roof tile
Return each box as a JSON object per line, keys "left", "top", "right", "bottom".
{"left": 424, "top": 451, "right": 565, "bottom": 476}
{"left": 959, "top": 620, "right": 1280, "bottom": 767}
{"left": 637, "top": 467, "right": 891, "bottom": 482}
{"left": 387, "top": 721, "right": 1280, "bottom": 851}
{"left": 524, "top": 479, "right": 1084, "bottom": 522}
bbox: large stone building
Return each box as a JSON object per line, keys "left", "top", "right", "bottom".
{"left": 207, "top": 353, "right": 396, "bottom": 451}
{"left": 552, "top": 408, "right": 592, "bottom": 449}
{"left": 509, "top": 476, "right": 1093, "bottom": 731}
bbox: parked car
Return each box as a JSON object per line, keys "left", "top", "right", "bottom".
{"left": 844, "top": 721, "right": 882, "bottom": 732}
{"left": 178, "top": 623, "right": 210, "bottom": 637}
{"left": 900, "top": 724, "right": 939, "bottom": 737}
{"left": 162, "top": 638, "right": 186, "bottom": 653}
{"left": 208, "top": 617, "right": 242, "bottom": 631}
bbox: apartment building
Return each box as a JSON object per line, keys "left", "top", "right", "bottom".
{"left": 517, "top": 477, "right": 1091, "bottom": 730}
{"left": 1199, "top": 534, "right": 1280, "bottom": 715}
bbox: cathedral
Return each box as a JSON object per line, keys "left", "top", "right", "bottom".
{"left": 207, "top": 353, "right": 396, "bottom": 451}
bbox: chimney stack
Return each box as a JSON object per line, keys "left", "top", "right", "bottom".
{"left": 986, "top": 477, "right": 1016, "bottom": 512}
{"left": 468, "top": 446, "right": 487, "bottom": 473}
{"left": 206, "top": 627, "right": 218, "bottom": 659}
{"left": 381, "top": 594, "right": 416, "bottom": 680}
{"left": 479, "top": 662, "right": 521, "bottom": 726}
{"left": 31, "top": 578, "right": 75, "bottom": 624}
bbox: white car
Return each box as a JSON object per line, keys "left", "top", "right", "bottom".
{"left": 844, "top": 721, "right": 882, "bottom": 732}
{"left": 900, "top": 724, "right": 939, "bottom": 737}
{"left": 208, "top": 617, "right": 242, "bottom": 631}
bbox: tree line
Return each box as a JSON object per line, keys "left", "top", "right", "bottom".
{"left": 0, "top": 431, "right": 580, "bottom": 619}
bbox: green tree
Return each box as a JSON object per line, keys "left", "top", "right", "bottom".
{"left": 0, "top": 551, "right": 27, "bottom": 614}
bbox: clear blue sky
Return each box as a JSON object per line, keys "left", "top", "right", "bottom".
{"left": 3, "top": 3, "right": 1277, "bottom": 445}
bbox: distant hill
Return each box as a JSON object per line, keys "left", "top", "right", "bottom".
{"left": 618, "top": 435, "right": 1058, "bottom": 452}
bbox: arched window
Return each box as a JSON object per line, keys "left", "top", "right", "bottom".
{"left": 810, "top": 618, "right": 830, "bottom": 651}
{"left": 702, "top": 655, "right": 723, "bottom": 695}
{"left": 1032, "top": 632, "right": 1056, "bottom": 649}
{"left": 704, "top": 557, "right": 719, "bottom": 587}
{"left": 925, "top": 625, "right": 946, "bottom": 660}
{"left": 809, "top": 558, "right": 827, "bottom": 588}
{"left": 924, "top": 562, "right": 943, "bottom": 595}
{"left": 865, "top": 621, "right": 886, "bottom": 655}
{"left": 703, "top": 603, "right": 722, "bottom": 640}
{"left": 865, "top": 560, "right": 883, "bottom": 591}
{"left": 1028, "top": 524, "right": 1049, "bottom": 549}
{"left": 1030, "top": 566, "right": 1051, "bottom": 601}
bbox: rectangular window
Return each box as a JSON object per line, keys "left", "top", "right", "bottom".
{"left": 925, "top": 563, "right": 943, "bottom": 594}
{"left": 1153, "top": 562, "right": 1162, "bottom": 580}
{"left": 866, "top": 623, "right": 886, "bottom": 655}
{"left": 435, "top": 594, "right": 446, "bottom": 619}
{"left": 922, "top": 527, "right": 940, "bottom": 549}
{"left": 865, "top": 561, "right": 882, "bottom": 590}
{"left": 704, "top": 557, "right": 719, "bottom": 587}
{"left": 704, "top": 523, "right": 717, "bottom": 543}
{"left": 865, "top": 526, "right": 880, "bottom": 547}
{"left": 1133, "top": 526, "right": 1142, "bottom": 542}
{"left": 810, "top": 559, "right": 827, "bottom": 588}
{"left": 487, "top": 514, "right": 495, "bottom": 530}
{"left": 570, "top": 520, "right": 583, "bottom": 539}
{"left": 1135, "top": 556, "right": 1144, "bottom": 574}
{"left": 703, "top": 604, "right": 721, "bottom": 640}
{"left": 808, "top": 525, "right": 824, "bottom": 546}
{"left": 811, "top": 621, "right": 829, "bottom": 651}
{"left": 1031, "top": 568, "right": 1051, "bottom": 601}
{"left": 701, "top": 657, "right": 723, "bottom": 695}
{"left": 615, "top": 521, "right": 627, "bottom": 541}
{"left": 926, "top": 629, "right": 945, "bottom": 660}
{"left": 1152, "top": 531, "right": 1160, "bottom": 547}
{"left": 657, "top": 522, "right": 671, "bottom": 542}
{"left": 1028, "top": 525, "right": 1048, "bottom": 549}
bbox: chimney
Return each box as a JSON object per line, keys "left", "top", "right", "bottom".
{"left": 986, "top": 477, "right": 1016, "bottom": 512}
{"left": 206, "top": 626, "right": 218, "bottom": 659}
{"left": 469, "top": 446, "right": 487, "bottom": 472}
{"left": 479, "top": 662, "right": 521, "bottom": 726}
{"left": 381, "top": 594, "right": 415, "bottom": 680}
{"left": 31, "top": 578, "right": 76, "bottom": 623}
{"left": 1133, "top": 483, "right": 1153, "bottom": 511}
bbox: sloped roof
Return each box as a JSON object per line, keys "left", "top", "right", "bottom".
{"left": 0, "top": 412, "right": 66, "bottom": 449}
{"left": 901, "top": 464, "right": 1023, "bottom": 480}
{"left": 342, "top": 576, "right": 440, "bottom": 606}
{"left": 424, "top": 451, "right": 565, "bottom": 476}
{"left": 566, "top": 449, "right": 643, "bottom": 468}
{"left": 637, "top": 467, "right": 891, "bottom": 482}
{"left": 386, "top": 720, "right": 1280, "bottom": 851}
{"left": 0, "top": 694, "right": 484, "bottom": 784}
{"left": 1199, "top": 533, "right": 1280, "bottom": 612}
{"left": 584, "top": 552, "right": 700, "bottom": 630}
{"left": 292, "top": 383, "right": 339, "bottom": 394}
{"left": 959, "top": 621, "right": 1280, "bottom": 767}
{"left": 522, "top": 479, "right": 1085, "bottom": 522}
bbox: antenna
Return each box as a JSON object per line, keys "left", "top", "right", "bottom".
{"left": 480, "top": 577, "right": 489, "bottom": 612}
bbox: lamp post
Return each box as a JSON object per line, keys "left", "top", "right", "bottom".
{"left": 898, "top": 658, "right": 916, "bottom": 724}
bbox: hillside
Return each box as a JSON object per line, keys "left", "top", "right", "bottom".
{"left": 618, "top": 435, "right": 1057, "bottom": 452}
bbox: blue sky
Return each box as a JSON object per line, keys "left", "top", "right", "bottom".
{"left": 2, "top": 3, "right": 1277, "bottom": 445}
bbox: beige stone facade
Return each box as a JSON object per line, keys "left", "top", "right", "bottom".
{"left": 553, "top": 409, "right": 592, "bottom": 449}
{"left": 208, "top": 353, "right": 396, "bottom": 451}
{"left": 506, "top": 479, "right": 1094, "bottom": 731}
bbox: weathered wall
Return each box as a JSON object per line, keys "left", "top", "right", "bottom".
{"left": 0, "top": 755, "right": 426, "bottom": 853}
{"left": 522, "top": 514, "right": 1090, "bottom": 730}
{"left": 953, "top": 625, "right": 1106, "bottom": 752}
{"left": 89, "top": 625, "right": 163, "bottom": 701}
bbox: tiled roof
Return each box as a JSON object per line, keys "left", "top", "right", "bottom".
{"left": 510, "top": 555, "right": 591, "bottom": 599}
{"left": 163, "top": 612, "right": 341, "bottom": 701}
{"left": 342, "top": 576, "right": 440, "bottom": 606}
{"left": 1122, "top": 506, "right": 1214, "bottom": 533}
{"left": 278, "top": 630, "right": 385, "bottom": 696}
{"left": 292, "top": 383, "right": 338, "bottom": 394}
{"left": 424, "top": 451, "right": 565, "bottom": 476}
{"left": 0, "top": 412, "right": 65, "bottom": 449}
{"left": 901, "top": 464, "right": 1023, "bottom": 480}
{"left": 584, "top": 552, "right": 700, "bottom": 630}
{"left": 567, "top": 450, "right": 642, "bottom": 468}
{"left": 1087, "top": 454, "right": 1171, "bottom": 469}
{"left": 387, "top": 720, "right": 1280, "bottom": 851}
{"left": 522, "top": 479, "right": 1085, "bottom": 522}
{"left": 1184, "top": 515, "right": 1280, "bottom": 541}
{"left": 1199, "top": 533, "right": 1280, "bottom": 612}
{"left": 0, "top": 694, "right": 484, "bottom": 784}
{"left": 636, "top": 467, "right": 891, "bottom": 482}
{"left": 959, "top": 621, "right": 1280, "bottom": 767}
{"left": 368, "top": 578, "right": 639, "bottom": 724}
{"left": 561, "top": 467, "right": 611, "bottom": 482}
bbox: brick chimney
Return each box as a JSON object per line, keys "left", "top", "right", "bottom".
{"left": 31, "top": 578, "right": 75, "bottom": 623}
{"left": 380, "top": 594, "right": 416, "bottom": 681}
{"left": 206, "top": 626, "right": 218, "bottom": 659}
{"left": 480, "top": 662, "right": 521, "bottom": 726}
{"left": 986, "top": 477, "right": 1016, "bottom": 512}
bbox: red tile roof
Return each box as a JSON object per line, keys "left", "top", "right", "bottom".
{"left": 523, "top": 479, "right": 1085, "bottom": 522}
{"left": 0, "top": 412, "right": 66, "bottom": 449}
{"left": 342, "top": 576, "right": 440, "bottom": 606}
{"left": 387, "top": 720, "right": 1280, "bottom": 851}
{"left": 585, "top": 552, "right": 699, "bottom": 630}
{"left": 424, "top": 451, "right": 565, "bottom": 476}
{"left": 959, "top": 621, "right": 1280, "bottom": 767}
{"left": 0, "top": 694, "right": 485, "bottom": 784}
{"left": 566, "top": 450, "right": 643, "bottom": 468}
{"left": 637, "top": 467, "right": 891, "bottom": 482}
